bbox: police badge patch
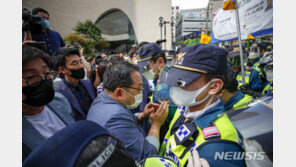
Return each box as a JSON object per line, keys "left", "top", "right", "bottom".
{"left": 174, "top": 123, "right": 198, "bottom": 145}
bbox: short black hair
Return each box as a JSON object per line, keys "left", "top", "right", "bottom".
{"left": 22, "top": 45, "right": 52, "bottom": 67}
{"left": 52, "top": 47, "right": 80, "bottom": 69}
{"left": 97, "top": 60, "right": 112, "bottom": 82}
{"left": 151, "top": 51, "right": 167, "bottom": 64}
{"left": 224, "top": 77, "right": 238, "bottom": 93}
{"left": 32, "top": 7, "right": 49, "bottom": 16}
{"left": 103, "top": 61, "right": 140, "bottom": 92}
{"left": 74, "top": 135, "right": 136, "bottom": 167}
{"left": 109, "top": 55, "right": 124, "bottom": 64}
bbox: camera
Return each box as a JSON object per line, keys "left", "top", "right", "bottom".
{"left": 22, "top": 8, "right": 44, "bottom": 34}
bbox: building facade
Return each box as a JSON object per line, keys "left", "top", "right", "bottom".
{"left": 22, "top": 0, "right": 172, "bottom": 53}
{"left": 174, "top": 8, "right": 210, "bottom": 44}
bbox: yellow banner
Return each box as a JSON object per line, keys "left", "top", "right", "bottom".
{"left": 223, "top": 0, "right": 235, "bottom": 10}
{"left": 200, "top": 33, "right": 211, "bottom": 44}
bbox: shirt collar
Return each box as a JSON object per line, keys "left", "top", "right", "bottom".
{"left": 62, "top": 78, "right": 80, "bottom": 88}
{"left": 224, "top": 90, "right": 245, "bottom": 111}
{"left": 192, "top": 97, "right": 225, "bottom": 130}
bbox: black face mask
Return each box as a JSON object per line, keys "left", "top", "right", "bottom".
{"left": 22, "top": 79, "right": 55, "bottom": 107}
{"left": 70, "top": 68, "right": 85, "bottom": 80}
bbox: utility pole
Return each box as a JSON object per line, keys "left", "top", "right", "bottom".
{"left": 206, "top": 2, "right": 209, "bottom": 35}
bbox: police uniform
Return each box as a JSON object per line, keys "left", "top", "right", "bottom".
{"left": 136, "top": 43, "right": 177, "bottom": 143}
{"left": 224, "top": 61, "right": 253, "bottom": 111}
{"left": 159, "top": 44, "right": 246, "bottom": 167}
{"left": 224, "top": 90, "right": 253, "bottom": 111}
{"left": 236, "top": 71, "right": 251, "bottom": 88}
{"left": 226, "top": 45, "right": 250, "bottom": 88}
{"left": 259, "top": 53, "right": 273, "bottom": 96}
{"left": 262, "top": 82, "right": 273, "bottom": 96}
{"left": 140, "top": 156, "right": 178, "bottom": 167}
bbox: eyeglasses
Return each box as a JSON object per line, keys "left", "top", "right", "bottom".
{"left": 22, "top": 71, "right": 57, "bottom": 87}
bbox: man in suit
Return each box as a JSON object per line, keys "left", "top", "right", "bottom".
{"left": 53, "top": 47, "right": 96, "bottom": 120}
{"left": 22, "top": 45, "right": 75, "bottom": 160}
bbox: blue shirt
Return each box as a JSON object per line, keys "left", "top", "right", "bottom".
{"left": 31, "top": 29, "right": 65, "bottom": 56}
{"left": 87, "top": 91, "right": 158, "bottom": 161}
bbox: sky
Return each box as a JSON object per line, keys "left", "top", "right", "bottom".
{"left": 171, "top": 0, "right": 209, "bottom": 9}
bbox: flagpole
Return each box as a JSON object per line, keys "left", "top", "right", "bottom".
{"left": 234, "top": 0, "right": 245, "bottom": 84}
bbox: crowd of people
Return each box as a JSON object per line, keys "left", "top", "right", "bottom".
{"left": 22, "top": 7, "right": 273, "bottom": 167}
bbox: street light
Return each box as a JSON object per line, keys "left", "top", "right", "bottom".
{"left": 171, "top": 16, "right": 175, "bottom": 49}
{"left": 159, "top": 16, "right": 164, "bottom": 48}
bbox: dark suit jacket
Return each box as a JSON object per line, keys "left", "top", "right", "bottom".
{"left": 54, "top": 79, "right": 96, "bottom": 120}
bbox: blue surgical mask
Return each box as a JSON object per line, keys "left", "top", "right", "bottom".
{"left": 39, "top": 20, "right": 50, "bottom": 28}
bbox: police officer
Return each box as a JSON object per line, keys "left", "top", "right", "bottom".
{"left": 159, "top": 44, "right": 245, "bottom": 167}
{"left": 219, "top": 62, "right": 253, "bottom": 110}
{"left": 259, "top": 53, "right": 273, "bottom": 96}
{"left": 227, "top": 45, "right": 250, "bottom": 88}
{"left": 136, "top": 43, "right": 167, "bottom": 89}
{"left": 245, "top": 45, "right": 261, "bottom": 71}
{"left": 136, "top": 43, "right": 175, "bottom": 143}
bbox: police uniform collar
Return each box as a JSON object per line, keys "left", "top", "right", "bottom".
{"left": 224, "top": 90, "right": 245, "bottom": 111}
{"left": 192, "top": 97, "right": 225, "bottom": 130}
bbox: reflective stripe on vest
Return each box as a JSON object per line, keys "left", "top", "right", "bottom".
{"left": 159, "top": 108, "right": 240, "bottom": 167}
{"left": 233, "top": 94, "right": 253, "bottom": 110}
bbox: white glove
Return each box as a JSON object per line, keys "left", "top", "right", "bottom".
{"left": 187, "top": 150, "right": 210, "bottom": 167}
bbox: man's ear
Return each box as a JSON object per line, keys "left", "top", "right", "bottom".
{"left": 114, "top": 87, "right": 123, "bottom": 99}
{"left": 58, "top": 66, "right": 67, "bottom": 75}
{"left": 158, "top": 57, "right": 165, "bottom": 67}
{"left": 208, "top": 79, "right": 224, "bottom": 95}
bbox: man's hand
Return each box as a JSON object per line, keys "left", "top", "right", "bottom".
{"left": 138, "top": 103, "right": 159, "bottom": 121}
{"left": 187, "top": 150, "right": 210, "bottom": 167}
{"left": 22, "top": 40, "right": 35, "bottom": 46}
{"left": 149, "top": 101, "right": 169, "bottom": 127}
{"left": 78, "top": 45, "right": 84, "bottom": 56}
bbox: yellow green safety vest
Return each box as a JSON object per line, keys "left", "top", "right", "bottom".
{"left": 159, "top": 107, "right": 242, "bottom": 167}
{"left": 262, "top": 83, "right": 273, "bottom": 96}
{"left": 236, "top": 71, "right": 251, "bottom": 88}
{"left": 233, "top": 94, "right": 253, "bottom": 110}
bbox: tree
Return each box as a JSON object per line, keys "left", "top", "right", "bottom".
{"left": 64, "top": 20, "right": 110, "bottom": 57}
{"left": 74, "top": 20, "right": 110, "bottom": 54}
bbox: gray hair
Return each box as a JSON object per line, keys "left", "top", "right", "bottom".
{"left": 103, "top": 61, "right": 140, "bottom": 92}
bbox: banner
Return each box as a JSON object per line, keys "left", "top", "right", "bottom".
{"left": 211, "top": 0, "right": 273, "bottom": 44}
{"left": 223, "top": 0, "right": 235, "bottom": 10}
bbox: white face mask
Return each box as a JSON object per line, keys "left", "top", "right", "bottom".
{"left": 265, "top": 71, "right": 273, "bottom": 82}
{"left": 248, "top": 52, "right": 260, "bottom": 59}
{"left": 170, "top": 80, "right": 213, "bottom": 107}
{"left": 121, "top": 89, "right": 143, "bottom": 109}
{"left": 142, "top": 69, "right": 155, "bottom": 81}
{"left": 142, "top": 61, "right": 158, "bottom": 80}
